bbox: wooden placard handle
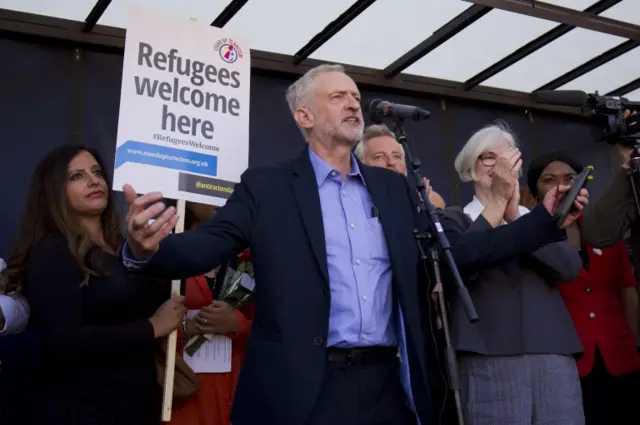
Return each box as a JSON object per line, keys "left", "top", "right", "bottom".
{"left": 161, "top": 198, "right": 186, "bottom": 422}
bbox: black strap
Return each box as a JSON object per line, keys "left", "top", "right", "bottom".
{"left": 181, "top": 260, "right": 236, "bottom": 300}
{"left": 211, "top": 263, "right": 228, "bottom": 299}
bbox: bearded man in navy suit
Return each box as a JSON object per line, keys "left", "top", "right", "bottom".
{"left": 122, "top": 64, "right": 441, "bottom": 425}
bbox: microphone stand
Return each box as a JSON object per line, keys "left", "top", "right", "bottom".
{"left": 393, "top": 118, "right": 478, "bottom": 425}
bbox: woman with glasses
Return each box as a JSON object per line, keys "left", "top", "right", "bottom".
{"left": 528, "top": 151, "right": 640, "bottom": 425}
{"left": 439, "top": 122, "right": 588, "bottom": 425}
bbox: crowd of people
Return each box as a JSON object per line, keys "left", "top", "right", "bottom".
{"left": 0, "top": 63, "right": 639, "bottom": 425}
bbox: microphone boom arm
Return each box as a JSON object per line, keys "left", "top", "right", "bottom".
{"left": 392, "top": 118, "right": 476, "bottom": 425}
{"left": 395, "top": 121, "right": 478, "bottom": 323}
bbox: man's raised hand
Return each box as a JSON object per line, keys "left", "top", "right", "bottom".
{"left": 123, "top": 184, "right": 178, "bottom": 261}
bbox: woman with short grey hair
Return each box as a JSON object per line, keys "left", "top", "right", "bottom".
{"left": 454, "top": 122, "right": 521, "bottom": 201}
{"left": 439, "top": 122, "right": 587, "bottom": 425}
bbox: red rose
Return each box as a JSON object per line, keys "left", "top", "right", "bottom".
{"left": 237, "top": 249, "right": 251, "bottom": 263}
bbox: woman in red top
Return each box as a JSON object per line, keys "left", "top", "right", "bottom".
{"left": 168, "top": 202, "right": 254, "bottom": 425}
{"left": 528, "top": 151, "right": 640, "bottom": 425}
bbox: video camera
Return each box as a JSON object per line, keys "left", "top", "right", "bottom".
{"left": 530, "top": 90, "right": 640, "bottom": 147}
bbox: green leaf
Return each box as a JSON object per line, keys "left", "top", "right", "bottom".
{"left": 237, "top": 262, "right": 246, "bottom": 274}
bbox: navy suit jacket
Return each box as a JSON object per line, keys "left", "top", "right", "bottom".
{"left": 139, "top": 147, "right": 440, "bottom": 425}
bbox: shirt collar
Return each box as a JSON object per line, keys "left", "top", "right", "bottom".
{"left": 463, "top": 196, "right": 485, "bottom": 221}
{"left": 307, "top": 146, "right": 364, "bottom": 187}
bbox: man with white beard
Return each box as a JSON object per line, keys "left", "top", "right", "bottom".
{"left": 121, "top": 64, "right": 442, "bottom": 425}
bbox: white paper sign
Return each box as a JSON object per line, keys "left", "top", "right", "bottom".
{"left": 183, "top": 310, "right": 232, "bottom": 373}
{"left": 113, "top": 5, "right": 251, "bottom": 206}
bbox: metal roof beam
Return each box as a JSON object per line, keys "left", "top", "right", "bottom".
{"left": 293, "top": 0, "right": 376, "bottom": 65}
{"left": 462, "top": 0, "right": 640, "bottom": 42}
{"left": 607, "top": 77, "right": 640, "bottom": 97}
{"left": 83, "top": 0, "right": 112, "bottom": 33}
{"left": 383, "top": 4, "right": 491, "bottom": 79}
{"left": 464, "top": 0, "right": 622, "bottom": 90}
{"left": 537, "top": 39, "right": 639, "bottom": 91}
{"left": 0, "top": 7, "right": 585, "bottom": 118}
{"left": 211, "top": 0, "right": 248, "bottom": 28}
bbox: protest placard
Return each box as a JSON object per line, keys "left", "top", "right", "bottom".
{"left": 114, "top": 7, "right": 251, "bottom": 420}
{"left": 114, "top": 5, "right": 250, "bottom": 206}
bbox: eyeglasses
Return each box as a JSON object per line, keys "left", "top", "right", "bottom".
{"left": 478, "top": 154, "right": 497, "bottom": 167}
{"left": 539, "top": 174, "right": 576, "bottom": 186}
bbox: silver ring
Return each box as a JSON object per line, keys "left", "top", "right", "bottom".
{"left": 203, "top": 319, "right": 208, "bottom": 325}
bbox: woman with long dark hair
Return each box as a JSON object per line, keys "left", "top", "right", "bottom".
{"left": 3, "top": 145, "right": 186, "bottom": 425}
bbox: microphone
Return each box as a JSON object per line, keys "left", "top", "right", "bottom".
{"left": 367, "top": 99, "right": 431, "bottom": 123}
{"left": 529, "top": 90, "right": 589, "bottom": 107}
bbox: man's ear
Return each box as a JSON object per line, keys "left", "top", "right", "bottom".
{"left": 294, "top": 107, "right": 314, "bottom": 132}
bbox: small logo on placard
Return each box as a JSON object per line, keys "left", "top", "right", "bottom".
{"left": 214, "top": 38, "right": 244, "bottom": 64}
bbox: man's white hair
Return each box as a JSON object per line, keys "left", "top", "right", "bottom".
{"left": 454, "top": 121, "right": 518, "bottom": 183}
{"left": 285, "top": 64, "right": 345, "bottom": 138}
{"left": 354, "top": 124, "right": 402, "bottom": 161}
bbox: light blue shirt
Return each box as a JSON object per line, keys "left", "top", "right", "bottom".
{"left": 307, "top": 147, "right": 396, "bottom": 347}
{"left": 308, "top": 148, "right": 417, "bottom": 418}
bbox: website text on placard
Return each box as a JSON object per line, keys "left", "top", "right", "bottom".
{"left": 133, "top": 42, "right": 242, "bottom": 149}
{"left": 126, "top": 147, "right": 210, "bottom": 168}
